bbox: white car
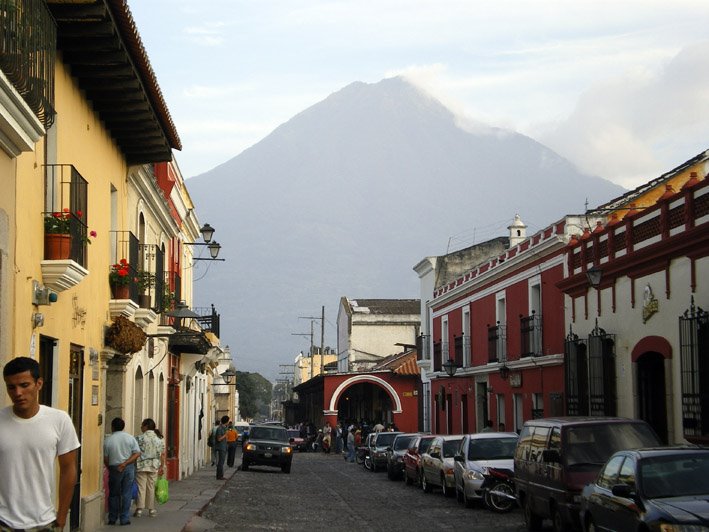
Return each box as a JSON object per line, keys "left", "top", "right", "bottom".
{"left": 420, "top": 435, "right": 463, "bottom": 497}
{"left": 453, "top": 432, "right": 519, "bottom": 507}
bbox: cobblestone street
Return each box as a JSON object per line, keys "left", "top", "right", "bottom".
{"left": 202, "top": 450, "right": 529, "bottom": 531}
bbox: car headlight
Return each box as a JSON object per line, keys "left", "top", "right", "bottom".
{"left": 464, "top": 470, "right": 485, "bottom": 481}
{"left": 282, "top": 446, "right": 292, "bottom": 454}
{"left": 244, "top": 443, "right": 256, "bottom": 452}
{"left": 660, "top": 525, "right": 709, "bottom": 532}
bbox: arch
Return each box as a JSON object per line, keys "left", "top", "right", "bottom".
{"left": 631, "top": 336, "right": 672, "bottom": 362}
{"left": 134, "top": 366, "right": 144, "bottom": 434}
{"left": 329, "top": 375, "right": 402, "bottom": 413}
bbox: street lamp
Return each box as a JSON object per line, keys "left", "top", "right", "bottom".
{"left": 442, "top": 359, "right": 461, "bottom": 377}
{"left": 185, "top": 222, "right": 226, "bottom": 261}
{"left": 499, "top": 364, "right": 510, "bottom": 380}
{"left": 586, "top": 265, "right": 603, "bottom": 288}
{"left": 220, "top": 367, "right": 237, "bottom": 385}
{"left": 200, "top": 223, "right": 215, "bottom": 243}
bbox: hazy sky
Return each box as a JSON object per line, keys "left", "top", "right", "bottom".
{"left": 130, "top": 1, "right": 709, "bottom": 189}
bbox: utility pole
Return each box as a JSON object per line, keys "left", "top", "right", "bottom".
{"left": 299, "top": 308, "right": 325, "bottom": 378}
{"left": 291, "top": 330, "right": 313, "bottom": 380}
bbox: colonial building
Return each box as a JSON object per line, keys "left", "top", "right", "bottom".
{"left": 416, "top": 216, "right": 599, "bottom": 434}
{"left": 0, "top": 1, "right": 230, "bottom": 529}
{"left": 558, "top": 151, "right": 709, "bottom": 444}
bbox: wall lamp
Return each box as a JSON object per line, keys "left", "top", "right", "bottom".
{"left": 586, "top": 265, "right": 603, "bottom": 288}
{"left": 442, "top": 359, "right": 462, "bottom": 377}
{"left": 219, "top": 368, "right": 238, "bottom": 386}
{"left": 185, "top": 223, "right": 225, "bottom": 261}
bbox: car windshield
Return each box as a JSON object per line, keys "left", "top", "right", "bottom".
{"left": 565, "top": 423, "right": 660, "bottom": 468}
{"left": 443, "top": 439, "right": 462, "bottom": 458}
{"left": 640, "top": 453, "right": 709, "bottom": 499}
{"left": 418, "top": 438, "right": 434, "bottom": 454}
{"left": 375, "top": 433, "right": 398, "bottom": 447}
{"left": 468, "top": 437, "right": 518, "bottom": 460}
{"left": 393, "top": 435, "right": 416, "bottom": 451}
{"left": 249, "top": 427, "right": 287, "bottom": 442}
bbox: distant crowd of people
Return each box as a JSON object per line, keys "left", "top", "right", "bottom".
{"left": 290, "top": 419, "right": 399, "bottom": 461}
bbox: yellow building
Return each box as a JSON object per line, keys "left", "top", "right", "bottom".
{"left": 0, "top": 1, "right": 230, "bottom": 529}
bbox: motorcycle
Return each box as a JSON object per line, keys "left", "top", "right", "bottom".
{"left": 481, "top": 467, "right": 516, "bottom": 513}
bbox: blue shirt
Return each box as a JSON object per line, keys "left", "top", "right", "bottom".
{"left": 104, "top": 430, "right": 140, "bottom": 466}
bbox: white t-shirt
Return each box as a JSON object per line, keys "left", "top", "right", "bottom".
{"left": 0, "top": 405, "right": 81, "bottom": 528}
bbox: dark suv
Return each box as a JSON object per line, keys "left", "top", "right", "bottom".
{"left": 367, "top": 431, "right": 401, "bottom": 472}
{"left": 242, "top": 424, "right": 294, "bottom": 474}
{"left": 514, "top": 417, "right": 660, "bottom": 531}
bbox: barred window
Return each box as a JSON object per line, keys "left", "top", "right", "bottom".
{"left": 679, "top": 299, "right": 709, "bottom": 441}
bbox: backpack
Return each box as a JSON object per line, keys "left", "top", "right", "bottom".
{"left": 207, "top": 432, "right": 214, "bottom": 447}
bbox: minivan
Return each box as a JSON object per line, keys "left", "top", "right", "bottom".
{"left": 514, "top": 417, "right": 661, "bottom": 531}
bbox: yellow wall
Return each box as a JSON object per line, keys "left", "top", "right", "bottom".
{"left": 13, "top": 58, "right": 132, "bottom": 506}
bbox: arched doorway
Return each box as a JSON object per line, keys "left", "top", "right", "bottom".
{"left": 336, "top": 382, "right": 393, "bottom": 425}
{"left": 636, "top": 352, "right": 667, "bottom": 443}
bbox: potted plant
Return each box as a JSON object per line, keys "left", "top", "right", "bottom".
{"left": 43, "top": 208, "right": 72, "bottom": 259}
{"left": 109, "top": 259, "right": 133, "bottom": 299}
{"left": 161, "top": 286, "right": 176, "bottom": 312}
{"left": 136, "top": 271, "right": 156, "bottom": 308}
{"left": 105, "top": 316, "right": 147, "bottom": 354}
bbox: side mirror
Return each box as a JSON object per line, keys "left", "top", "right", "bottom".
{"left": 611, "top": 484, "right": 635, "bottom": 499}
{"left": 430, "top": 451, "right": 441, "bottom": 459}
{"left": 454, "top": 454, "right": 464, "bottom": 462}
{"left": 386, "top": 446, "right": 392, "bottom": 452}
{"left": 542, "top": 449, "right": 561, "bottom": 463}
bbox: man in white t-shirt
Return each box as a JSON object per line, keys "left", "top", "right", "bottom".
{"left": 0, "top": 356, "right": 80, "bottom": 531}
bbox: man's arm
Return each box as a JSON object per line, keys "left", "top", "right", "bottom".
{"left": 118, "top": 450, "right": 141, "bottom": 472}
{"left": 56, "top": 449, "right": 78, "bottom": 529}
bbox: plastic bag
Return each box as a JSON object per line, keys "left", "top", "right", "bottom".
{"left": 155, "top": 476, "right": 169, "bottom": 505}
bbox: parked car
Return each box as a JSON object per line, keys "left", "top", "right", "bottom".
{"left": 241, "top": 424, "right": 294, "bottom": 474}
{"left": 421, "top": 435, "right": 463, "bottom": 496}
{"left": 286, "top": 429, "right": 306, "bottom": 451}
{"left": 514, "top": 417, "right": 661, "bottom": 532}
{"left": 404, "top": 435, "right": 435, "bottom": 486}
{"left": 454, "top": 432, "right": 519, "bottom": 507}
{"left": 580, "top": 447, "right": 709, "bottom": 532}
{"left": 366, "top": 431, "right": 401, "bottom": 472}
{"left": 385, "top": 433, "right": 419, "bottom": 480}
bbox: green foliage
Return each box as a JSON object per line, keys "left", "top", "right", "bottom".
{"left": 235, "top": 371, "right": 272, "bottom": 419}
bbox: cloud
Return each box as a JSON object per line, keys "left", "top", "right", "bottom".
{"left": 537, "top": 41, "right": 709, "bottom": 187}
{"left": 184, "top": 22, "right": 228, "bottom": 46}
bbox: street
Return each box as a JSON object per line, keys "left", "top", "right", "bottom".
{"left": 202, "top": 449, "right": 529, "bottom": 531}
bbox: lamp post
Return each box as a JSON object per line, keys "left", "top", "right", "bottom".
{"left": 185, "top": 222, "right": 225, "bottom": 261}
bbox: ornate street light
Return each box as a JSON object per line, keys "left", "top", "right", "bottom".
{"left": 442, "top": 359, "right": 461, "bottom": 377}
{"left": 220, "top": 367, "right": 237, "bottom": 385}
{"left": 586, "top": 265, "right": 603, "bottom": 288}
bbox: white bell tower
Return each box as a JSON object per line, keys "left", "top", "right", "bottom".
{"left": 508, "top": 214, "right": 527, "bottom": 247}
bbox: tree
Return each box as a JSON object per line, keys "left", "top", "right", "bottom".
{"left": 236, "top": 371, "right": 272, "bottom": 420}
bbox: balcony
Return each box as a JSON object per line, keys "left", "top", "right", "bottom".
{"left": 520, "top": 312, "right": 543, "bottom": 357}
{"left": 488, "top": 323, "right": 507, "bottom": 363}
{"left": 108, "top": 231, "right": 139, "bottom": 318}
{"left": 194, "top": 305, "right": 220, "bottom": 338}
{"left": 41, "top": 165, "right": 89, "bottom": 292}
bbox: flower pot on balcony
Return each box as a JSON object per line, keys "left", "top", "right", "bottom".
{"left": 44, "top": 234, "right": 71, "bottom": 260}
{"left": 111, "top": 284, "right": 130, "bottom": 300}
{"left": 138, "top": 294, "right": 152, "bottom": 309}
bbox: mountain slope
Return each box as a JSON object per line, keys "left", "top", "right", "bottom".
{"left": 187, "top": 77, "right": 624, "bottom": 378}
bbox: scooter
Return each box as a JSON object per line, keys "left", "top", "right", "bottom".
{"left": 482, "top": 468, "right": 516, "bottom": 513}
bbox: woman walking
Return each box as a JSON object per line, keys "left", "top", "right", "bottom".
{"left": 134, "top": 418, "right": 165, "bottom": 518}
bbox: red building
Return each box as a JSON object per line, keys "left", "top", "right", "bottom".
{"left": 420, "top": 215, "right": 594, "bottom": 434}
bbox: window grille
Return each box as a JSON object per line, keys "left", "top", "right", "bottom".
{"left": 679, "top": 297, "right": 709, "bottom": 439}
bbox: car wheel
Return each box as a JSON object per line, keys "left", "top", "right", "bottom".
{"left": 422, "top": 472, "right": 432, "bottom": 493}
{"left": 524, "top": 498, "right": 542, "bottom": 531}
{"left": 462, "top": 487, "right": 474, "bottom": 508}
{"left": 281, "top": 463, "right": 291, "bottom": 474}
{"left": 442, "top": 475, "right": 453, "bottom": 497}
{"left": 456, "top": 483, "right": 464, "bottom": 503}
{"left": 551, "top": 505, "right": 564, "bottom": 532}
{"left": 485, "top": 481, "right": 515, "bottom": 513}
{"left": 405, "top": 470, "right": 413, "bottom": 485}
{"left": 364, "top": 456, "right": 372, "bottom": 470}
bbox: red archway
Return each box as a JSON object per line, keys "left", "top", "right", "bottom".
{"left": 631, "top": 336, "right": 672, "bottom": 362}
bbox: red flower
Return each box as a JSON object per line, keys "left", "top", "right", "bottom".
{"left": 76, "top": 210, "right": 83, "bottom": 218}
{"left": 90, "top": 230, "right": 97, "bottom": 238}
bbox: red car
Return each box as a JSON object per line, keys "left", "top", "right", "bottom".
{"left": 286, "top": 429, "right": 306, "bottom": 451}
{"left": 404, "top": 435, "right": 435, "bottom": 486}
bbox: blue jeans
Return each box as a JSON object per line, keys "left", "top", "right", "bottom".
{"left": 347, "top": 442, "right": 355, "bottom": 462}
{"left": 215, "top": 448, "right": 227, "bottom": 478}
{"left": 108, "top": 464, "right": 135, "bottom": 524}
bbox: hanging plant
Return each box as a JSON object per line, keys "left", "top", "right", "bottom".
{"left": 105, "top": 316, "right": 146, "bottom": 354}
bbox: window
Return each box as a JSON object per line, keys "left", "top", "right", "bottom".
{"left": 516, "top": 425, "right": 533, "bottom": 461}
{"left": 597, "top": 455, "right": 624, "bottom": 489}
{"left": 529, "top": 426, "right": 550, "bottom": 463}
{"left": 462, "top": 307, "right": 471, "bottom": 366}
{"left": 441, "top": 317, "right": 449, "bottom": 369}
{"left": 532, "top": 393, "right": 544, "bottom": 419}
{"left": 679, "top": 300, "right": 709, "bottom": 440}
{"left": 618, "top": 456, "right": 636, "bottom": 487}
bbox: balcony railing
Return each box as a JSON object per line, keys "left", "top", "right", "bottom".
{"left": 416, "top": 334, "right": 431, "bottom": 361}
{"left": 137, "top": 244, "right": 165, "bottom": 310}
{"left": 520, "top": 311, "right": 543, "bottom": 357}
{"left": 488, "top": 323, "right": 506, "bottom": 363}
{"left": 0, "top": 0, "right": 56, "bottom": 126}
{"left": 43, "top": 165, "right": 88, "bottom": 267}
{"left": 195, "top": 305, "right": 220, "bottom": 338}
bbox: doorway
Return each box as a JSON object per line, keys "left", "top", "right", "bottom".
{"left": 68, "top": 346, "right": 84, "bottom": 531}
{"left": 637, "top": 352, "right": 668, "bottom": 443}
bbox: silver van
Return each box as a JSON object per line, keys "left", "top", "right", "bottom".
{"left": 514, "top": 417, "right": 661, "bottom": 531}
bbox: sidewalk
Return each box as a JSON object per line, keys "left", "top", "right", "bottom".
{"left": 94, "top": 463, "right": 237, "bottom": 532}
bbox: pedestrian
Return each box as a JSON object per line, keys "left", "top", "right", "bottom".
{"left": 225, "top": 421, "right": 238, "bottom": 467}
{"left": 498, "top": 422, "right": 506, "bottom": 432}
{"left": 0, "top": 356, "right": 80, "bottom": 531}
{"left": 346, "top": 427, "right": 356, "bottom": 462}
{"left": 134, "top": 418, "right": 165, "bottom": 518}
{"left": 104, "top": 417, "right": 141, "bottom": 526}
{"left": 210, "top": 420, "right": 219, "bottom": 466}
{"left": 482, "top": 419, "right": 494, "bottom": 432}
{"left": 214, "top": 415, "right": 229, "bottom": 479}
{"left": 373, "top": 421, "right": 385, "bottom": 432}
{"left": 335, "top": 423, "right": 343, "bottom": 454}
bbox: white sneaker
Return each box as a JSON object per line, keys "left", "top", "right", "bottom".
{"left": 149, "top": 510, "right": 157, "bottom": 517}
{"left": 134, "top": 509, "right": 143, "bottom": 518}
